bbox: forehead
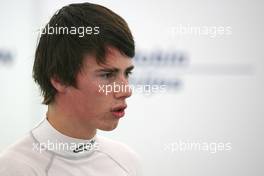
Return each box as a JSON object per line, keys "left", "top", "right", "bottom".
{"left": 82, "top": 47, "right": 133, "bottom": 71}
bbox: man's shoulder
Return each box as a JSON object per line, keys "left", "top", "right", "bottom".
{"left": 0, "top": 133, "right": 42, "bottom": 160}
{"left": 0, "top": 156, "right": 39, "bottom": 176}
{"left": 0, "top": 133, "right": 47, "bottom": 176}
{"left": 0, "top": 133, "right": 33, "bottom": 159}
{"left": 96, "top": 135, "right": 142, "bottom": 175}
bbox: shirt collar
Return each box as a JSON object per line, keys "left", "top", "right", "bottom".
{"left": 31, "top": 118, "right": 98, "bottom": 158}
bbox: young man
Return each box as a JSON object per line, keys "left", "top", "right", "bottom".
{"left": 0, "top": 2, "right": 141, "bottom": 176}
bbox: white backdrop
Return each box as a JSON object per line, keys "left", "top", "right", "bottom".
{"left": 0, "top": 0, "right": 263, "bottom": 175}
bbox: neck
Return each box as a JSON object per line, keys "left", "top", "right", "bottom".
{"left": 46, "top": 103, "right": 96, "bottom": 140}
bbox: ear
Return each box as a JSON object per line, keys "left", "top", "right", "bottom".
{"left": 50, "top": 76, "right": 67, "bottom": 93}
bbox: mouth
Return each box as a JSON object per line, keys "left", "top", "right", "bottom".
{"left": 111, "top": 104, "right": 127, "bottom": 118}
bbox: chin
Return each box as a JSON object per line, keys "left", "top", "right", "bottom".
{"left": 99, "top": 122, "right": 119, "bottom": 131}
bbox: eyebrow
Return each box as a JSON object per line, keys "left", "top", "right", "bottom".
{"left": 95, "top": 65, "right": 134, "bottom": 73}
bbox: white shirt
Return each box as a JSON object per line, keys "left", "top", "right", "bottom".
{"left": 0, "top": 119, "right": 142, "bottom": 176}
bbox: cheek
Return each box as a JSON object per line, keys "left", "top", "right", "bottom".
{"left": 80, "top": 81, "right": 110, "bottom": 107}
{"left": 75, "top": 78, "right": 113, "bottom": 111}
{"left": 79, "top": 86, "right": 112, "bottom": 119}
{"left": 95, "top": 80, "right": 114, "bottom": 96}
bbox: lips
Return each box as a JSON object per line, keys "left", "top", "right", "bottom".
{"left": 111, "top": 104, "right": 127, "bottom": 118}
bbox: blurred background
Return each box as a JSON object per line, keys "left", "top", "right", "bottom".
{"left": 0, "top": 0, "right": 263, "bottom": 175}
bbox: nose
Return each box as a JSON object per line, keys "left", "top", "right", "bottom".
{"left": 113, "top": 77, "right": 132, "bottom": 99}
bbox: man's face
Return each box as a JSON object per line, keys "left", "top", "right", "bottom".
{"left": 64, "top": 47, "right": 134, "bottom": 131}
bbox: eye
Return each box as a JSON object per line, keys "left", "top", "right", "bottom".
{"left": 125, "top": 71, "right": 133, "bottom": 78}
{"left": 101, "top": 72, "right": 114, "bottom": 79}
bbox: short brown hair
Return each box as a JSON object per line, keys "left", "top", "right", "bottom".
{"left": 33, "top": 2, "right": 135, "bottom": 104}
